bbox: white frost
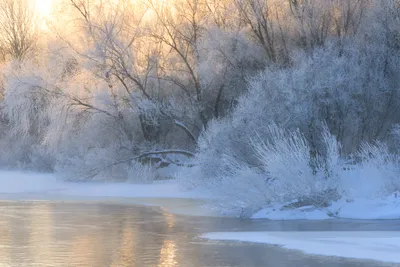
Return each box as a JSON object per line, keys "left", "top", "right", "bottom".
{"left": 252, "top": 194, "right": 400, "bottom": 220}
{"left": 0, "top": 170, "right": 204, "bottom": 199}
{"left": 252, "top": 204, "right": 330, "bottom": 220}
{"left": 1, "top": 171, "right": 400, "bottom": 220}
{"left": 330, "top": 196, "right": 400, "bottom": 220}
{"left": 202, "top": 231, "right": 400, "bottom": 263}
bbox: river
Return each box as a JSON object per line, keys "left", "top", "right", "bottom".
{"left": 0, "top": 200, "right": 398, "bottom": 267}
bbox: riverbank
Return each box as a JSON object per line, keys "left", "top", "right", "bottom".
{"left": 0, "top": 170, "right": 220, "bottom": 217}
{"left": 1, "top": 170, "right": 400, "bottom": 220}
{"left": 252, "top": 194, "right": 400, "bottom": 220}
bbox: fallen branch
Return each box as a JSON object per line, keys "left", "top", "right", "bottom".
{"left": 134, "top": 149, "right": 195, "bottom": 159}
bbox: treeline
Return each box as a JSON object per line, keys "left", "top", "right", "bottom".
{"left": 0, "top": 0, "right": 399, "bottom": 194}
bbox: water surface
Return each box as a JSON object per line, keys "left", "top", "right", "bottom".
{"left": 0, "top": 201, "right": 398, "bottom": 267}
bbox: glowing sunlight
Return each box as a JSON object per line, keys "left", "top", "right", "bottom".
{"left": 35, "top": 0, "right": 53, "bottom": 18}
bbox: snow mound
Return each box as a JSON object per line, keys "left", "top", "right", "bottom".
{"left": 252, "top": 204, "right": 330, "bottom": 220}
{"left": 0, "top": 170, "right": 204, "bottom": 199}
{"left": 252, "top": 194, "right": 400, "bottom": 220}
{"left": 202, "top": 231, "right": 400, "bottom": 263}
{"left": 329, "top": 195, "right": 400, "bottom": 220}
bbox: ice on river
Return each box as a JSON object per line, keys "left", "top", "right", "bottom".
{"left": 202, "top": 231, "right": 400, "bottom": 263}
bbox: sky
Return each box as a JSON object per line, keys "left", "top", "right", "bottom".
{"left": 35, "top": 0, "right": 54, "bottom": 18}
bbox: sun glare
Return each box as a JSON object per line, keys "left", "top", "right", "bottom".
{"left": 35, "top": 0, "right": 53, "bottom": 18}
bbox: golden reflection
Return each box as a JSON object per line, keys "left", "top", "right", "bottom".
{"left": 110, "top": 219, "right": 137, "bottom": 267}
{"left": 158, "top": 240, "right": 177, "bottom": 267}
{"left": 161, "top": 207, "right": 176, "bottom": 229}
{"left": 29, "top": 203, "right": 55, "bottom": 266}
{"left": 0, "top": 207, "right": 11, "bottom": 267}
{"left": 0, "top": 203, "right": 187, "bottom": 267}
{"left": 70, "top": 234, "right": 104, "bottom": 266}
{"left": 69, "top": 206, "right": 106, "bottom": 267}
{"left": 158, "top": 207, "right": 178, "bottom": 266}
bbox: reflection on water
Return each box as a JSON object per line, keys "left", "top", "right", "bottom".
{"left": 159, "top": 240, "right": 177, "bottom": 267}
{"left": 0, "top": 201, "right": 397, "bottom": 267}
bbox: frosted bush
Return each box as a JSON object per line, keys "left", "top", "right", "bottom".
{"left": 184, "top": 123, "right": 344, "bottom": 215}
{"left": 210, "top": 162, "right": 272, "bottom": 217}
{"left": 320, "top": 124, "right": 343, "bottom": 188}
{"left": 127, "top": 162, "right": 156, "bottom": 184}
{"left": 392, "top": 125, "right": 400, "bottom": 150}
{"left": 55, "top": 147, "right": 129, "bottom": 181}
{"left": 174, "top": 165, "right": 201, "bottom": 190}
{"left": 340, "top": 143, "right": 400, "bottom": 199}
{"left": 177, "top": 155, "right": 272, "bottom": 217}
{"left": 252, "top": 125, "right": 315, "bottom": 202}
{"left": 252, "top": 124, "right": 339, "bottom": 206}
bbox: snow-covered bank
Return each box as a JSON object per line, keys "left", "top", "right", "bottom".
{"left": 0, "top": 171, "right": 195, "bottom": 198}
{"left": 0, "top": 171, "right": 220, "bottom": 216}
{"left": 329, "top": 196, "right": 400, "bottom": 220}
{"left": 202, "top": 231, "right": 400, "bottom": 263}
{"left": 251, "top": 204, "right": 331, "bottom": 220}
{"left": 3, "top": 169, "right": 209, "bottom": 198}
{"left": 252, "top": 194, "right": 400, "bottom": 220}
{"left": 1, "top": 170, "right": 400, "bottom": 220}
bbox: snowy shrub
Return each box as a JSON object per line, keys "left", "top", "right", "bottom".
{"left": 252, "top": 124, "right": 342, "bottom": 207}
{"left": 0, "top": 61, "right": 57, "bottom": 170}
{"left": 208, "top": 161, "right": 272, "bottom": 217}
{"left": 252, "top": 125, "right": 321, "bottom": 204}
{"left": 392, "top": 125, "right": 400, "bottom": 151}
{"left": 174, "top": 165, "right": 202, "bottom": 190}
{"left": 177, "top": 155, "right": 272, "bottom": 217}
{"left": 340, "top": 143, "right": 400, "bottom": 199}
{"left": 127, "top": 161, "right": 156, "bottom": 184}
{"left": 55, "top": 146, "right": 130, "bottom": 181}
{"left": 186, "top": 122, "right": 344, "bottom": 215}
{"left": 185, "top": 34, "right": 400, "bottom": 213}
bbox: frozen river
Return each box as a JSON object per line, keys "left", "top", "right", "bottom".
{"left": 0, "top": 200, "right": 398, "bottom": 267}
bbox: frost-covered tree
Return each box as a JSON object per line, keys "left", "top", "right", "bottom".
{"left": 0, "top": 59, "right": 56, "bottom": 170}
{"left": 0, "top": 0, "right": 37, "bottom": 61}
{"left": 180, "top": 0, "right": 400, "bottom": 214}
{"left": 1, "top": 0, "right": 400, "bottom": 196}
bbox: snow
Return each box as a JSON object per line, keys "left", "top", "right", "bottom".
{"left": 252, "top": 204, "right": 331, "bottom": 220}
{"left": 1, "top": 170, "right": 400, "bottom": 220}
{"left": 0, "top": 170, "right": 204, "bottom": 199}
{"left": 252, "top": 194, "right": 400, "bottom": 220}
{"left": 202, "top": 231, "right": 400, "bottom": 263}
{"left": 0, "top": 170, "right": 219, "bottom": 216}
{"left": 329, "top": 196, "right": 400, "bottom": 220}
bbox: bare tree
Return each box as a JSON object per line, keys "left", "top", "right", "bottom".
{"left": 0, "top": 0, "right": 37, "bottom": 61}
{"left": 148, "top": 0, "right": 205, "bottom": 113}
{"left": 148, "top": 0, "right": 242, "bottom": 127}
{"left": 332, "top": 0, "right": 366, "bottom": 39}
{"left": 288, "top": 0, "right": 367, "bottom": 51}
{"left": 234, "top": 0, "right": 281, "bottom": 62}
{"left": 63, "top": 0, "right": 200, "bottom": 145}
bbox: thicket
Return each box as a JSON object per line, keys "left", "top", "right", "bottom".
{"left": 0, "top": 0, "right": 399, "bottom": 212}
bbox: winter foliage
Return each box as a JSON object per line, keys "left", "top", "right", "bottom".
{"left": 0, "top": 0, "right": 400, "bottom": 216}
